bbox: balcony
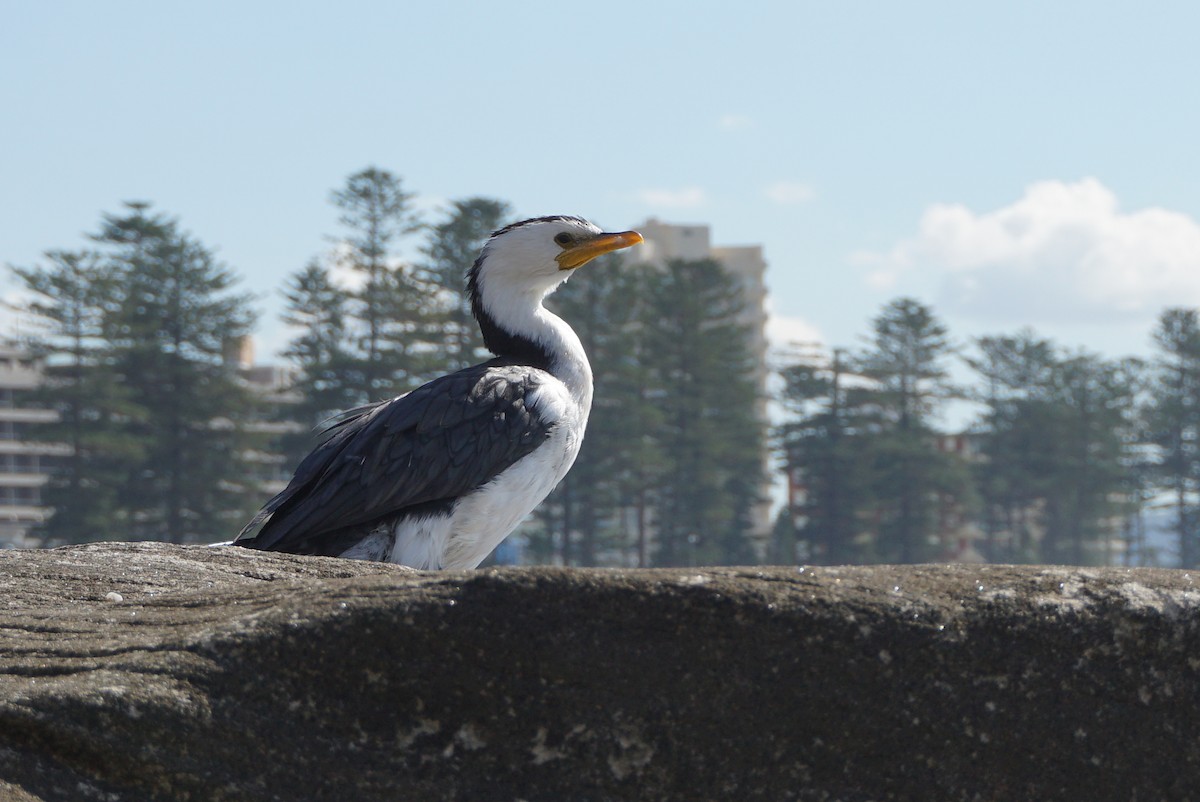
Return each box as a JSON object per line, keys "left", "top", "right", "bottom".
{"left": 0, "top": 365, "right": 41, "bottom": 391}
{"left": 0, "top": 441, "right": 72, "bottom": 457}
{"left": 0, "top": 408, "right": 59, "bottom": 424}
{"left": 0, "top": 505, "right": 50, "bottom": 523}
{"left": 0, "top": 472, "right": 49, "bottom": 488}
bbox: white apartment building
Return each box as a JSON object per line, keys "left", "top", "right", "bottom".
{"left": 0, "top": 345, "right": 68, "bottom": 548}
{"left": 0, "top": 339, "right": 300, "bottom": 548}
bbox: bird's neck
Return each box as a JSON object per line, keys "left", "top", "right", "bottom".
{"left": 476, "top": 285, "right": 594, "bottom": 408}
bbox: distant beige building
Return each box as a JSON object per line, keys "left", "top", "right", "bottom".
{"left": 0, "top": 345, "right": 68, "bottom": 548}
{"left": 625, "top": 218, "right": 773, "bottom": 551}
{"left": 0, "top": 339, "right": 300, "bottom": 548}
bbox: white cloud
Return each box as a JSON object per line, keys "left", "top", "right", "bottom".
{"left": 766, "top": 306, "right": 823, "bottom": 356}
{"left": 767, "top": 313, "right": 822, "bottom": 349}
{"left": 863, "top": 267, "right": 899, "bottom": 292}
{"left": 633, "top": 186, "right": 707, "bottom": 209}
{"left": 717, "top": 114, "right": 753, "bottom": 131}
{"left": 764, "top": 181, "right": 816, "bottom": 205}
{"left": 858, "top": 178, "right": 1200, "bottom": 324}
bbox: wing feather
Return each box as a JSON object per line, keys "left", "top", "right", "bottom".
{"left": 235, "top": 360, "right": 556, "bottom": 555}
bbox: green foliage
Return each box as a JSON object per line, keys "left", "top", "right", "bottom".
{"left": 532, "top": 257, "right": 763, "bottom": 567}
{"left": 0, "top": 172, "right": 743, "bottom": 562}
{"left": 776, "top": 349, "right": 881, "bottom": 564}
{"left": 1143, "top": 308, "right": 1200, "bottom": 566}
{"left": 967, "top": 332, "right": 1142, "bottom": 565}
{"left": 778, "top": 299, "right": 974, "bottom": 565}
{"left": 278, "top": 260, "right": 356, "bottom": 465}
{"left": 25, "top": 172, "right": 1191, "bottom": 569}
{"left": 12, "top": 202, "right": 260, "bottom": 544}
{"left": 275, "top": 168, "right": 438, "bottom": 464}
{"left": 966, "top": 330, "right": 1061, "bottom": 561}
{"left": 1041, "top": 353, "right": 1142, "bottom": 565}
{"left": 94, "top": 202, "right": 261, "bottom": 542}
{"left": 329, "top": 167, "right": 428, "bottom": 400}
{"left": 777, "top": 302, "right": 1154, "bottom": 569}
{"left": 860, "top": 298, "right": 956, "bottom": 424}
{"left": 538, "top": 256, "right": 667, "bottom": 566}
{"left": 420, "top": 198, "right": 512, "bottom": 371}
{"left": 640, "top": 258, "right": 764, "bottom": 566}
{"left": 11, "top": 250, "right": 137, "bottom": 542}
{"left": 858, "top": 298, "right": 972, "bottom": 563}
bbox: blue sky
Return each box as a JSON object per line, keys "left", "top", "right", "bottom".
{"left": 4, "top": 0, "right": 1200, "bottom": 364}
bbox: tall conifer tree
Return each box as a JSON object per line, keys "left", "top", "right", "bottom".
{"left": 642, "top": 258, "right": 763, "bottom": 566}
{"left": 968, "top": 333, "right": 1141, "bottom": 564}
{"left": 1146, "top": 309, "right": 1200, "bottom": 567}
{"left": 777, "top": 348, "right": 880, "bottom": 564}
{"left": 859, "top": 298, "right": 970, "bottom": 563}
{"left": 95, "top": 202, "right": 258, "bottom": 542}
{"left": 966, "top": 331, "right": 1060, "bottom": 561}
{"left": 278, "top": 260, "right": 356, "bottom": 466}
{"left": 540, "top": 256, "right": 665, "bottom": 565}
{"left": 420, "top": 198, "right": 512, "bottom": 372}
{"left": 11, "top": 250, "right": 137, "bottom": 542}
{"left": 330, "top": 167, "right": 426, "bottom": 399}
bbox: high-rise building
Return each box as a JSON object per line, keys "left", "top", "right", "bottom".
{"left": 0, "top": 345, "right": 67, "bottom": 548}
{"left": 0, "top": 339, "right": 302, "bottom": 548}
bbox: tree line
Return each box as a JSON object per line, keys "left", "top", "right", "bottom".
{"left": 775, "top": 299, "right": 1200, "bottom": 568}
{"left": 10, "top": 167, "right": 764, "bottom": 565}
{"left": 15, "top": 166, "right": 1200, "bottom": 568}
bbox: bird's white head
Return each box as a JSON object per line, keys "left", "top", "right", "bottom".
{"left": 471, "top": 216, "right": 643, "bottom": 300}
{"left": 467, "top": 216, "right": 643, "bottom": 369}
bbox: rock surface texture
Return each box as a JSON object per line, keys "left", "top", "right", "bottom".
{"left": 1, "top": 542, "right": 1199, "bottom": 801}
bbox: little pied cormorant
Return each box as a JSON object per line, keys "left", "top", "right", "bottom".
{"left": 234, "top": 216, "right": 643, "bottom": 570}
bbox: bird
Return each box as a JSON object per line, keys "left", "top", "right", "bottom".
{"left": 234, "top": 216, "right": 643, "bottom": 570}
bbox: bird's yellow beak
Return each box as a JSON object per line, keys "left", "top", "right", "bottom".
{"left": 556, "top": 230, "right": 644, "bottom": 270}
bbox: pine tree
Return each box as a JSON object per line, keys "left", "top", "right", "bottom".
{"left": 1040, "top": 352, "right": 1142, "bottom": 565}
{"left": 539, "top": 256, "right": 664, "bottom": 566}
{"left": 95, "top": 202, "right": 259, "bottom": 542}
{"left": 1145, "top": 309, "right": 1200, "bottom": 567}
{"left": 642, "top": 258, "right": 763, "bottom": 566}
{"left": 329, "top": 167, "right": 427, "bottom": 400}
{"left": 420, "top": 198, "right": 512, "bottom": 372}
{"left": 859, "top": 298, "right": 970, "bottom": 563}
{"left": 968, "top": 333, "right": 1142, "bottom": 565}
{"left": 967, "top": 331, "right": 1060, "bottom": 561}
{"left": 595, "top": 267, "right": 668, "bottom": 568}
{"left": 10, "top": 250, "right": 139, "bottom": 542}
{"left": 777, "top": 347, "right": 880, "bottom": 564}
{"left": 277, "top": 260, "right": 356, "bottom": 466}
{"left": 528, "top": 257, "right": 762, "bottom": 568}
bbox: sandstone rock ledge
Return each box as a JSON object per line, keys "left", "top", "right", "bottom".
{"left": 1, "top": 543, "right": 1199, "bottom": 802}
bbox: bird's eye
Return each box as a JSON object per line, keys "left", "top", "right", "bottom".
{"left": 554, "top": 232, "right": 574, "bottom": 247}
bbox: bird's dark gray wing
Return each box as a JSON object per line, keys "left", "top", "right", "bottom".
{"left": 234, "top": 360, "right": 556, "bottom": 556}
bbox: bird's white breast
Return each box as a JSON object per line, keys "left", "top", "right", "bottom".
{"left": 387, "top": 374, "right": 589, "bottom": 570}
